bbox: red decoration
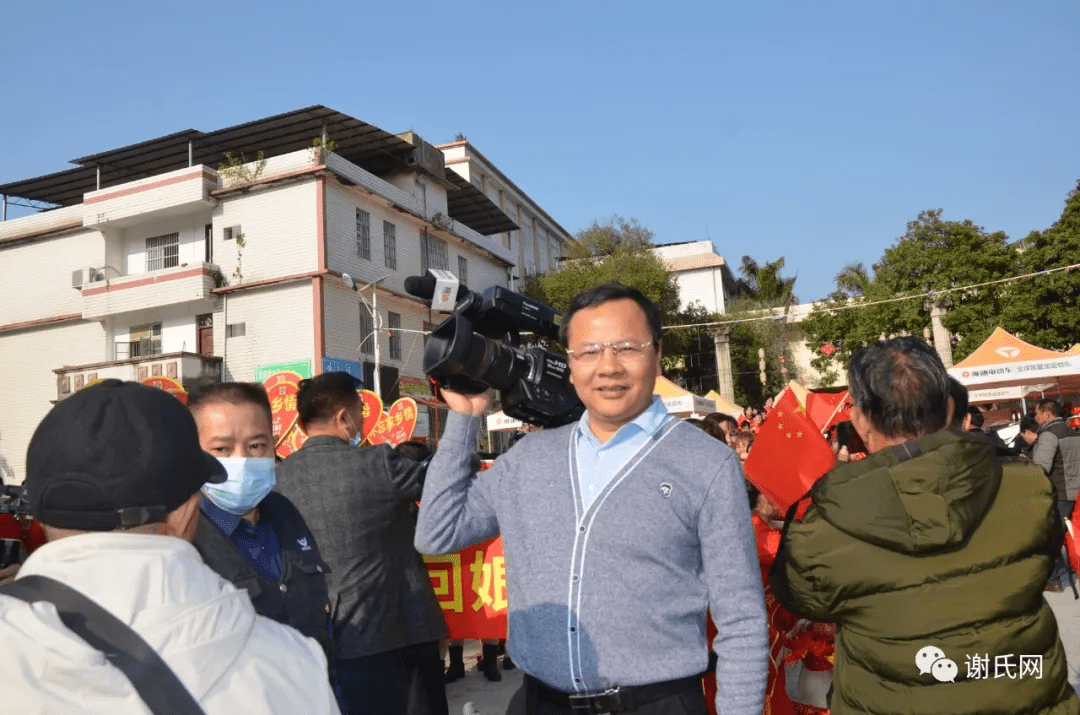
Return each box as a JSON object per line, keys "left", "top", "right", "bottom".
{"left": 1066, "top": 501, "right": 1080, "bottom": 577}
{"left": 424, "top": 537, "right": 507, "bottom": 639}
{"left": 805, "top": 390, "right": 851, "bottom": 431}
{"left": 743, "top": 389, "right": 836, "bottom": 513}
{"left": 140, "top": 376, "right": 188, "bottom": 405}
{"left": 366, "top": 398, "right": 419, "bottom": 447}
{"left": 818, "top": 343, "right": 836, "bottom": 356}
{"left": 263, "top": 371, "right": 306, "bottom": 459}
{"left": 358, "top": 390, "right": 384, "bottom": 441}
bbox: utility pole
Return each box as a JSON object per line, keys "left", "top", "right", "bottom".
{"left": 342, "top": 272, "right": 391, "bottom": 397}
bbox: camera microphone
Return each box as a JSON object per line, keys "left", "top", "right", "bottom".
{"left": 404, "top": 274, "right": 471, "bottom": 303}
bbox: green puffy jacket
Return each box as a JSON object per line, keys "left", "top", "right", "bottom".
{"left": 771, "top": 429, "right": 1079, "bottom": 715}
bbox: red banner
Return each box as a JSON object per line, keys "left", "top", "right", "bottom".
{"left": 424, "top": 537, "right": 508, "bottom": 639}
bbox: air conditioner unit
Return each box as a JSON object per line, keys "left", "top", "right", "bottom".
{"left": 71, "top": 269, "right": 85, "bottom": 289}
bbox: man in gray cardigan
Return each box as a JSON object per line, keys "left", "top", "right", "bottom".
{"left": 276, "top": 372, "right": 447, "bottom": 715}
{"left": 416, "top": 284, "right": 767, "bottom": 715}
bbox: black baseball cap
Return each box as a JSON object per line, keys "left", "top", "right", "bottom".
{"left": 25, "top": 379, "right": 227, "bottom": 531}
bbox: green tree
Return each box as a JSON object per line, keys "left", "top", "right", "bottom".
{"left": 1003, "top": 181, "right": 1080, "bottom": 349}
{"left": 725, "top": 255, "right": 801, "bottom": 406}
{"left": 534, "top": 216, "right": 680, "bottom": 322}
{"left": 804, "top": 209, "right": 1017, "bottom": 374}
{"left": 531, "top": 216, "right": 684, "bottom": 371}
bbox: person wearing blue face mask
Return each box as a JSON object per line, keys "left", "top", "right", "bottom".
{"left": 187, "top": 381, "right": 335, "bottom": 669}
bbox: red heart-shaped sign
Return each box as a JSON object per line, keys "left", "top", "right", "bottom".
{"left": 358, "top": 390, "right": 384, "bottom": 440}
{"left": 366, "top": 398, "right": 419, "bottom": 447}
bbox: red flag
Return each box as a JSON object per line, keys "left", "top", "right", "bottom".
{"left": 1065, "top": 500, "right": 1080, "bottom": 577}
{"left": 805, "top": 390, "right": 851, "bottom": 431}
{"left": 743, "top": 389, "right": 836, "bottom": 513}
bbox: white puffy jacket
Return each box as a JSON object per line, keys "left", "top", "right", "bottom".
{"left": 0, "top": 532, "right": 340, "bottom": 715}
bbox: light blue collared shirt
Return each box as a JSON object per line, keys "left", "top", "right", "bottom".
{"left": 574, "top": 396, "right": 671, "bottom": 512}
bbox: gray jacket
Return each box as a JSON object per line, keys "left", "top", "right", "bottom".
{"left": 276, "top": 436, "right": 447, "bottom": 659}
{"left": 415, "top": 412, "right": 767, "bottom": 715}
{"left": 1034, "top": 417, "right": 1079, "bottom": 501}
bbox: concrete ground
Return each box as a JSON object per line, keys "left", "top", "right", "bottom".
{"left": 442, "top": 592, "right": 1080, "bottom": 715}
{"left": 1046, "top": 587, "right": 1080, "bottom": 692}
{"left": 444, "top": 640, "right": 523, "bottom": 715}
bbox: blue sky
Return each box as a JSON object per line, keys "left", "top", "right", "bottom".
{"left": 2, "top": 0, "right": 1078, "bottom": 302}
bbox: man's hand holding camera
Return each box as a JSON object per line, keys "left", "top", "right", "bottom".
{"left": 440, "top": 387, "right": 495, "bottom": 418}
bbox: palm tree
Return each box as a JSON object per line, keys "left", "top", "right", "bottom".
{"left": 832, "top": 261, "right": 871, "bottom": 299}
{"left": 737, "top": 256, "right": 798, "bottom": 309}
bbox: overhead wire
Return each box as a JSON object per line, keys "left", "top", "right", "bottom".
{"left": 660, "top": 262, "right": 1080, "bottom": 332}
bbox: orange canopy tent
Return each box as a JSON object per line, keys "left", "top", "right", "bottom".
{"left": 947, "top": 327, "right": 1080, "bottom": 404}
{"left": 703, "top": 390, "right": 742, "bottom": 417}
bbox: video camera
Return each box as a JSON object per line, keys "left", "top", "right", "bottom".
{"left": 405, "top": 271, "right": 583, "bottom": 428}
{"left": 1, "top": 485, "right": 29, "bottom": 517}
{"left": 1, "top": 485, "right": 31, "bottom": 569}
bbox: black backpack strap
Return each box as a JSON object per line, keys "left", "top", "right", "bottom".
{"left": 767, "top": 491, "right": 813, "bottom": 617}
{"left": 0, "top": 574, "right": 205, "bottom": 715}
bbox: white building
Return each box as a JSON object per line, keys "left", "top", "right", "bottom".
{"left": 438, "top": 140, "right": 571, "bottom": 283}
{"left": 652, "top": 240, "right": 739, "bottom": 314}
{"left": 0, "top": 106, "right": 573, "bottom": 482}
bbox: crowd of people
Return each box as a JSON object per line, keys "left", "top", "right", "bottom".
{"left": 0, "top": 282, "right": 1078, "bottom": 715}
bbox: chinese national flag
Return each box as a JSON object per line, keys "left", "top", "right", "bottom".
{"left": 805, "top": 389, "right": 851, "bottom": 431}
{"left": 743, "top": 388, "right": 836, "bottom": 514}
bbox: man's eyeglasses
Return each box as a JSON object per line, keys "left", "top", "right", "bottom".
{"left": 566, "top": 340, "right": 654, "bottom": 364}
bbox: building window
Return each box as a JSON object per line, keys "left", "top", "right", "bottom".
{"left": 383, "top": 221, "right": 397, "bottom": 270}
{"left": 129, "top": 323, "right": 162, "bottom": 357}
{"left": 457, "top": 255, "right": 468, "bottom": 285}
{"left": 204, "top": 224, "right": 213, "bottom": 263}
{"left": 421, "top": 232, "right": 449, "bottom": 273}
{"left": 356, "top": 208, "right": 371, "bottom": 260}
{"left": 224, "top": 225, "right": 241, "bottom": 241}
{"left": 145, "top": 233, "right": 179, "bottom": 272}
{"left": 388, "top": 312, "right": 402, "bottom": 360}
{"left": 226, "top": 322, "right": 246, "bottom": 338}
{"left": 359, "top": 309, "right": 374, "bottom": 356}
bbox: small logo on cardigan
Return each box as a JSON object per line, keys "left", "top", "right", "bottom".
{"left": 659, "top": 482, "right": 673, "bottom": 498}
{"left": 297, "top": 537, "right": 313, "bottom": 552}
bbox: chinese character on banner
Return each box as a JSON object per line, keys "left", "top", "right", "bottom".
{"left": 424, "top": 537, "right": 507, "bottom": 639}
{"left": 424, "top": 552, "right": 464, "bottom": 613}
{"left": 366, "top": 397, "right": 419, "bottom": 447}
{"left": 470, "top": 550, "right": 507, "bottom": 612}
{"left": 262, "top": 371, "right": 307, "bottom": 459}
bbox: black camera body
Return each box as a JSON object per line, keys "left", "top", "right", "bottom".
{"left": 406, "top": 276, "right": 583, "bottom": 428}
{"left": 1, "top": 485, "right": 29, "bottom": 517}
